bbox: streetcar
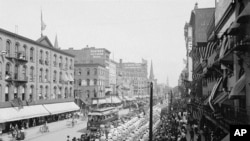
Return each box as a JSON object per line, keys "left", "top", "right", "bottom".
{"left": 87, "top": 107, "right": 119, "bottom": 131}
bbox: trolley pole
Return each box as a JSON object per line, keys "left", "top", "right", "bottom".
{"left": 149, "top": 82, "right": 153, "bottom": 141}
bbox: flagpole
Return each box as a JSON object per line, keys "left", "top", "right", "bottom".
{"left": 41, "top": 9, "right": 43, "bottom": 37}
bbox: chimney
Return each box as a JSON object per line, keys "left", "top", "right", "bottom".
{"left": 69, "top": 47, "right": 73, "bottom": 50}
{"left": 194, "top": 2, "right": 198, "bottom": 9}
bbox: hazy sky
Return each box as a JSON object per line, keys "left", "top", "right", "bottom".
{"left": 0, "top": 0, "right": 214, "bottom": 87}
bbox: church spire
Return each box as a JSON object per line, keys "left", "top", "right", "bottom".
{"left": 149, "top": 60, "right": 154, "bottom": 80}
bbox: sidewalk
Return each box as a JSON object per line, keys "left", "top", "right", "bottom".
{"left": 0, "top": 117, "right": 87, "bottom": 141}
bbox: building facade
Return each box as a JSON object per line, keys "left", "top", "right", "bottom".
{"left": 74, "top": 63, "right": 108, "bottom": 105}
{"left": 185, "top": 1, "right": 250, "bottom": 140}
{"left": 117, "top": 59, "right": 148, "bottom": 97}
{"left": 0, "top": 28, "right": 79, "bottom": 133}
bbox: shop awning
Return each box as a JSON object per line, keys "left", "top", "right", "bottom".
{"left": 43, "top": 102, "right": 80, "bottom": 115}
{"left": 0, "top": 105, "right": 50, "bottom": 123}
{"left": 229, "top": 74, "right": 246, "bottom": 99}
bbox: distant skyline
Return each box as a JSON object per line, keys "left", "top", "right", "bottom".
{"left": 0, "top": 0, "right": 215, "bottom": 87}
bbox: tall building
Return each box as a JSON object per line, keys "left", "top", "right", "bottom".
{"left": 117, "top": 59, "right": 148, "bottom": 98}
{"left": 0, "top": 28, "right": 78, "bottom": 133}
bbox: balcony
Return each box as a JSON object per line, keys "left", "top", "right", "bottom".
{"left": 5, "top": 73, "right": 28, "bottom": 83}
{"left": 6, "top": 52, "right": 28, "bottom": 63}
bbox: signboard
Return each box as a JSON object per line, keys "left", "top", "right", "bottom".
{"left": 215, "top": 0, "right": 233, "bottom": 26}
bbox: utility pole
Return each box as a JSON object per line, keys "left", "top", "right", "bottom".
{"left": 149, "top": 82, "right": 153, "bottom": 141}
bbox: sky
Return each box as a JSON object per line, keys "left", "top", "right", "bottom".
{"left": 0, "top": 0, "right": 214, "bottom": 87}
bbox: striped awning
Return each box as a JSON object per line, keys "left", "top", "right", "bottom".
{"left": 208, "top": 77, "right": 223, "bottom": 111}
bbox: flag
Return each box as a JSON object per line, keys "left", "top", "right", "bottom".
{"left": 41, "top": 10, "right": 46, "bottom": 31}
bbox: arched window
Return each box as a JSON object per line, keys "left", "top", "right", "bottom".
{"left": 39, "top": 50, "right": 43, "bottom": 64}
{"left": 21, "top": 85, "right": 25, "bottom": 100}
{"left": 5, "top": 63, "right": 11, "bottom": 79}
{"left": 69, "top": 87, "right": 72, "bottom": 97}
{"left": 65, "top": 87, "right": 68, "bottom": 98}
{"left": 78, "top": 79, "right": 82, "bottom": 86}
{"left": 30, "top": 47, "right": 34, "bottom": 62}
{"left": 45, "top": 51, "right": 49, "bottom": 65}
{"left": 45, "top": 69, "right": 49, "bottom": 82}
{"left": 87, "top": 68, "right": 90, "bottom": 75}
{"left": 94, "top": 68, "right": 97, "bottom": 75}
{"left": 59, "top": 72, "right": 62, "bottom": 83}
{"left": 53, "top": 70, "right": 57, "bottom": 83}
{"left": 45, "top": 86, "right": 49, "bottom": 99}
{"left": 65, "top": 57, "right": 68, "bottom": 69}
{"left": 87, "top": 79, "right": 90, "bottom": 86}
{"left": 6, "top": 40, "right": 11, "bottom": 57}
{"left": 14, "top": 65, "right": 19, "bottom": 80}
{"left": 23, "top": 45, "right": 27, "bottom": 60}
{"left": 70, "top": 59, "right": 73, "bottom": 69}
{"left": 54, "top": 54, "right": 57, "bottom": 67}
{"left": 30, "top": 85, "right": 34, "bottom": 100}
{"left": 15, "top": 42, "right": 19, "bottom": 58}
{"left": 39, "top": 85, "right": 43, "bottom": 100}
{"left": 53, "top": 86, "right": 57, "bottom": 99}
{"left": 58, "top": 87, "right": 62, "bottom": 99}
{"left": 59, "top": 56, "right": 62, "bottom": 68}
{"left": 23, "top": 65, "right": 27, "bottom": 79}
{"left": 14, "top": 86, "right": 18, "bottom": 98}
{"left": 39, "top": 68, "right": 43, "bottom": 82}
{"left": 5, "top": 85, "right": 10, "bottom": 101}
{"left": 30, "top": 66, "right": 34, "bottom": 81}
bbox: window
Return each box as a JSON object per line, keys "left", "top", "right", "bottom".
{"left": 53, "top": 86, "right": 57, "bottom": 99}
{"left": 45, "top": 86, "right": 49, "bottom": 99}
{"left": 93, "top": 89, "right": 97, "bottom": 97}
{"left": 78, "top": 68, "right": 81, "bottom": 75}
{"left": 54, "top": 54, "right": 57, "bottom": 67}
{"left": 70, "top": 59, "right": 73, "bottom": 69}
{"left": 30, "top": 85, "right": 34, "bottom": 100}
{"left": 58, "top": 87, "right": 62, "bottom": 99}
{"left": 65, "top": 58, "right": 68, "bottom": 69}
{"left": 5, "top": 85, "right": 9, "bottom": 101}
{"left": 87, "top": 79, "right": 90, "bottom": 86}
{"left": 39, "top": 68, "right": 43, "bottom": 82}
{"left": 23, "top": 65, "right": 27, "bottom": 80}
{"left": 53, "top": 71, "right": 57, "bottom": 83}
{"left": 69, "top": 87, "right": 72, "bottom": 97}
{"left": 45, "top": 51, "right": 49, "bottom": 65}
{"left": 87, "top": 68, "right": 90, "bottom": 75}
{"left": 6, "top": 40, "right": 11, "bottom": 57}
{"left": 15, "top": 42, "right": 19, "bottom": 58}
{"left": 86, "top": 90, "right": 90, "bottom": 98}
{"left": 39, "top": 86, "right": 43, "bottom": 100}
{"left": 94, "top": 68, "right": 97, "bottom": 75}
{"left": 21, "top": 86, "right": 25, "bottom": 101}
{"left": 30, "top": 67, "right": 34, "bottom": 81}
{"left": 39, "top": 50, "right": 43, "bottom": 64}
{"left": 45, "top": 69, "right": 49, "bottom": 82}
{"left": 59, "top": 72, "right": 62, "bottom": 83}
{"left": 65, "top": 87, "right": 68, "bottom": 98}
{"left": 14, "top": 86, "right": 18, "bottom": 98}
{"left": 23, "top": 45, "right": 27, "bottom": 60}
{"left": 14, "top": 65, "right": 18, "bottom": 80}
{"left": 78, "top": 79, "right": 82, "bottom": 86}
{"left": 59, "top": 56, "right": 62, "bottom": 69}
{"left": 30, "top": 48, "right": 34, "bottom": 62}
